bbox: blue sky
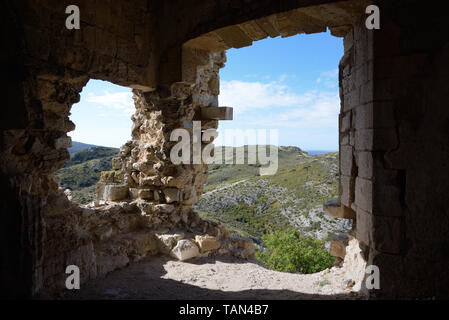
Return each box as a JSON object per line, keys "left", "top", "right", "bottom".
{"left": 69, "top": 30, "right": 343, "bottom": 150}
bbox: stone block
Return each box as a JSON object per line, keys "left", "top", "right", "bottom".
{"left": 330, "top": 236, "right": 349, "bottom": 259}
{"left": 154, "top": 204, "right": 174, "bottom": 213}
{"left": 355, "top": 207, "right": 372, "bottom": 247}
{"left": 323, "top": 200, "right": 356, "bottom": 219}
{"left": 340, "top": 145, "right": 353, "bottom": 176}
{"left": 359, "top": 81, "right": 374, "bottom": 104}
{"left": 355, "top": 151, "right": 373, "bottom": 179}
{"left": 171, "top": 82, "right": 194, "bottom": 99}
{"left": 182, "top": 188, "right": 198, "bottom": 205}
{"left": 111, "top": 157, "right": 122, "bottom": 170}
{"left": 139, "top": 189, "right": 153, "bottom": 200}
{"left": 200, "top": 106, "right": 233, "bottom": 120}
{"left": 170, "top": 239, "right": 200, "bottom": 261}
{"left": 343, "top": 89, "right": 359, "bottom": 112}
{"left": 195, "top": 235, "right": 221, "bottom": 253}
{"left": 230, "top": 237, "right": 255, "bottom": 259}
{"left": 100, "top": 171, "right": 116, "bottom": 183}
{"left": 163, "top": 188, "right": 181, "bottom": 203}
{"left": 339, "top": 174, "right": 353, "bottom": 208}
{"left": 97, "top": 183, "right": 129, "bottom": 201}
{"left": 340, "top": 111, "right": 351, "bottom": 133}
{"left": 353, "top": 103, "right": 373, "bottom": 129}
{"left": 355, "top": 177, "right": 373, "bottom": 213}
{"left": 155, "top": 233, "right": 184, "bottom": 254}
{"left": 129, "top": 188, "right": 139, "bottom": 199}
{"left": 54, "top": 136, "right": 72, "bottom": 149}
{"left": 214, "top": 25, "right": 253, "bottom": 48}
{"left": 354, "top": 128, "right": 373, "bottom": 151}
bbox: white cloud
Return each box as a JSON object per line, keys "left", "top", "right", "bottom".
{"left": 219, "top": 80, "right": 316, "bottom": 114}
{"left": 316, "top": 69, "right": 338, "bottom": 88}
{"left": 86, "top": 90, "right": 134, "bottom": 110}
{"left": 219, "top": 80, "right": 340, "bottom": 130}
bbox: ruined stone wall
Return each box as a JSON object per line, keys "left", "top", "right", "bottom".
{"left": 367, "top": 0, "right": 449, "bottom": 299}
{"left": 338, "top": 1, "right": 449, "bottom": 299}
{"left": 39, "top": 48, "right": 255, "bottom": 296}
{"left": 3, "top": 0, "right": 449, "bottom": 299}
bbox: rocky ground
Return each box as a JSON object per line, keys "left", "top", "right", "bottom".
{"left": 196, "top": 178, "right": 352, "bottom": 242}
{"left": 60, "top": 239, "right": 366, "bottom": 300}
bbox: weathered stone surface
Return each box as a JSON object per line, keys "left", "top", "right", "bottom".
{"left": 170, "top": 239, "right": 200, "bottom": 261}
{"left": 97, "top": 183, "right": 129, "bottom": 201}
{"left": 323, "top": 200, "right": 356, "bottom": 219}
{"left": 111, "top": 157, "right": 123, "bottom": 170}
{"left": 230, "top": 237, "right": 255, "bottom": 259}
{"left": 155, "top": 233, "right": 184, "bottom": 254}
{"left": 164, "top": 188, "right": 181, "bottom": 203}
{"left": 330, "top": 233, "right": 349, "bottom": 259}
{"left": 200, "top": 106, "right": 233, "bottom": 120}
{"left": 195, "top": 235, "right": 221, "bottom": 253}
{"left": 154, "top": 204, "right": 175, "bottom": 214}
{"left": 3, "top": 0, "right": 447, "bottom": 300}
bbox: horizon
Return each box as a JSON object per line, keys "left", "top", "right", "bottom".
{"left": 70, "top": 140, "right": 338, "bottom": 154}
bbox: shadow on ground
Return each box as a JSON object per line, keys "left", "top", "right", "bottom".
{"left": 53, "top": 255, "right": 361, "bottom": 300}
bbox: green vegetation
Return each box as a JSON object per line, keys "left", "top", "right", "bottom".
{"left": 255, "top": 229, "right": 335, "bottom": 274}
{"left": 196, "top": 146, "right": 342, "bottom": 242}
{"left": 56, "top": 146, "right": 119, "bottom": 204}
{"left": 197, "top": 198, "right": 292, "bottom": 242}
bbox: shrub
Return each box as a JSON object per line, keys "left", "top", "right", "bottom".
{"left": 255, "top": 228, "right": 334, "bottom": 274}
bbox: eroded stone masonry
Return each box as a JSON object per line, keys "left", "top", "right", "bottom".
{"left": 1, "top": 0, "right": 448, "bottom": 299}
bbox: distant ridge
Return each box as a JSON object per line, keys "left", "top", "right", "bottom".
{"left": 69, "top": 141, "right": 100, "bottom": 154}
{"left": 305, "top": 150, "right": 337, "bottom": 155}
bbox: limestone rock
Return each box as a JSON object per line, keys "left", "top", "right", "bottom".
{"left": 154, "top": 204, "right": 174, "bottom": 213}
{"left": 54, "top": 135, "right": 72, "bottom": 149}
{"left": 230, "top": 237, "right": 255, "bottom": 259}
{"left": 330, "top": 233, "right": 349, "bottom": 259}
{"left": 195, "top": 235, "right": 221, "bottom": 253}
{"left": 155, "top": 233, "right": 184, "bottom": 254}
{"left": 164, "top": 188, "right": 181, "bottom": 203}
{"left": 124, "top": 232, "right": 158, "bottom": 256}
{"left": 139, "top": 189, "right": 153, "bottom": 200}
{"left": 170, "top": 239, "right": 200, "bottom": 261}
{"left": 64, "top": 188, "right": 73, "bottom": 201}
{"left": 111, "top": 157, "right": 122, "bottom": 170}
{"left": 97, "top": 183, "right": 129, "bottom": 201}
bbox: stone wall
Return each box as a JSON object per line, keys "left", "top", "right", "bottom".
{"left": 367, "top": 0, "right": 449, "bottom": 299}
{"left": 2, "top": 0, "right": 449, "bottom": 299}
{"left": 337, "top": 0, "right": 449, "bottom": 299}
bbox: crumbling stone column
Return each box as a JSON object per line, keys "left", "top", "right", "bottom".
{"left": 96, "top": 49, "right": 228, "bottom": 219}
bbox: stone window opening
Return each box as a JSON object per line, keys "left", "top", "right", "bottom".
{"left": 41, "top": 4, "right": 369, "bottom": 298}
{"left": 56, "top": 79, "right": 134, "bottom": 206}
{"left": 191, "top": 32, "right": 356, "bottom": 272}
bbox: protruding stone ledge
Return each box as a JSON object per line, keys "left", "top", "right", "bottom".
{"left": 200, "top": 106, "right": 233, "bottom": 120}
{"left": 323, "top": 200, "right": 356, "bottom": 219}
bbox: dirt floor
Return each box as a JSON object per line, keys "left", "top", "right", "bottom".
{"left": 60, "top": 255, "right": 365, "bottom": 300}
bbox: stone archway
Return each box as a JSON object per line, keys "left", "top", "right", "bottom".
{"left": 3, "top": 0, "right": 449, "bottom": 299}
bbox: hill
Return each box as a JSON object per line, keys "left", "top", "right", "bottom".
{"left": 56, "top": 143, "right": 351, "bottom": 244}
{"left": 56, "top": 144, "right": 119, "bottom": 204}
{"left": 194, "top": 146, "right": 350, "bottom": 244}
{"left": 68, "top": 141, "right": 100, "bottom": 154}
